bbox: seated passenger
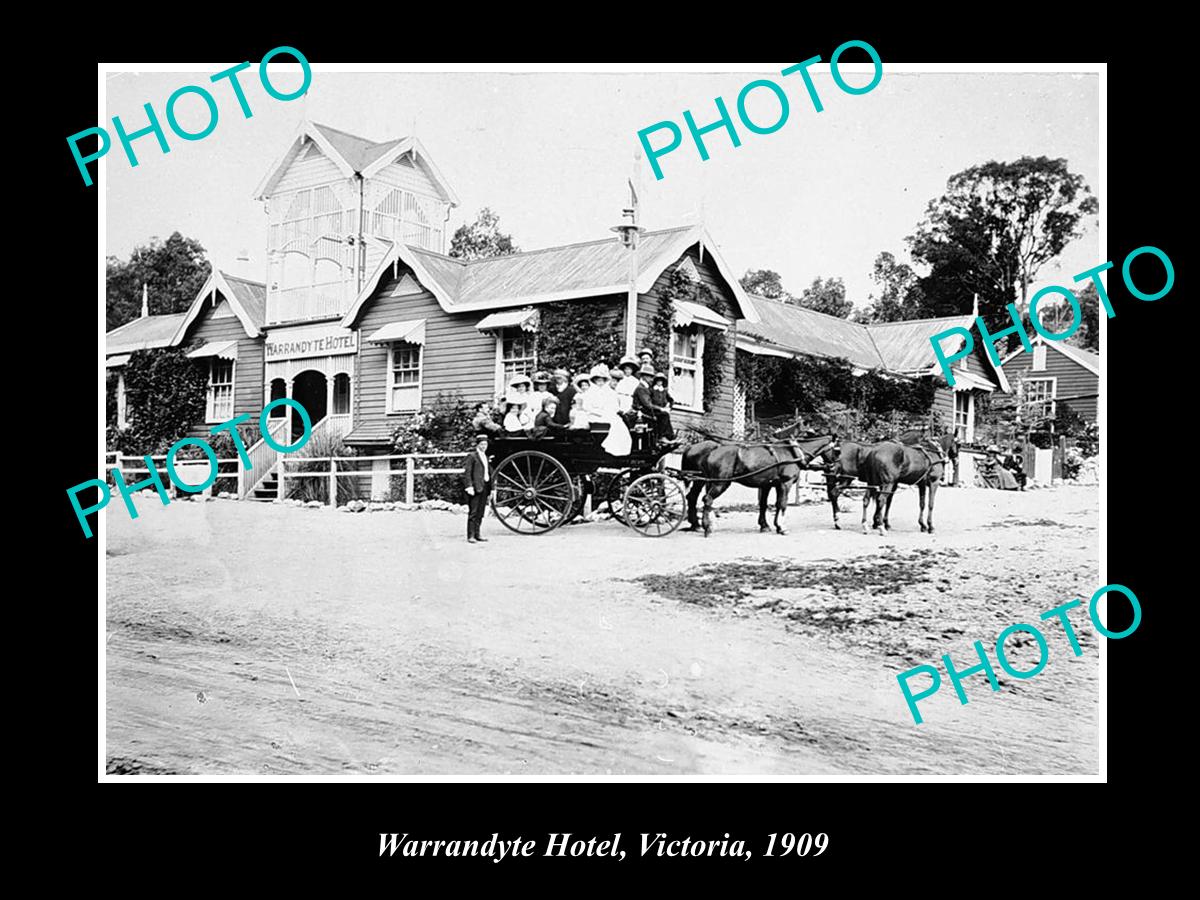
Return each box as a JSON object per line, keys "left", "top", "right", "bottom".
{"left": 503, "top": 400, "right": 533, "bottom": 435}
{"left": 568, "top": 396, "right": 590, "bottom": 430}
{"left": 582, "top": 363, "right": 631, "bottom": 456}
{"left": 632, "top": 366, "right": 678, "bottom": 446}
{"left": 614, "top": 355, "right": 640, "bottom": 414}
{"left": 533, "top": 397, "right": 568, "bottom": 438}
{"left": 471, "top": 400, "right": 502, "bottom": 434}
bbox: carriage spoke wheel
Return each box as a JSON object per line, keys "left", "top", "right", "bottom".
{"left": 605, "top": 469, "right": 637, "bottom": 523}
{"left": 490, "top": 451, "right": 575, "bottom": 535}
{"left": 622, "top": 473, "right": 686, "bottom": 537}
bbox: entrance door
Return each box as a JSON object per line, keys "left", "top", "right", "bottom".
{"left": 291, "top": 370, "right": 327, "bottom": 442}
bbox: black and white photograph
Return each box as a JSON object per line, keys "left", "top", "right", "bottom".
{"left": 95, "top": 61, "right": 1107, "bottom": 778}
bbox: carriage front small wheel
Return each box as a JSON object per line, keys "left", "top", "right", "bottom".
{"left": 490, "top": 450, "right": 576, "bottom": 534}
{"left": 622, "top": 473, "right": 686, "bottom": 537}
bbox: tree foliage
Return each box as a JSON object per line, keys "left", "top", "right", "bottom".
{"left": 106, "top": 232, "right": 210, "bottom": 331}
{"left": 112, "top": 348, "right": 209, "bottom": 455}
{"left": 906, "top": 156, "right": 1098, "bottom": 327}
{"left": 739, "top": 268, "right": 788, "bottom": 300}
{"left": 853, "top": 252, "right": 926, "bottom": 323}
{"left": 448, "top": 207, "right": 519, "bottom": 260}
{"left": 795, "top": 276, "right": 853, "bottom": 318}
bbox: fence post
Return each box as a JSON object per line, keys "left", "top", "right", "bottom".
{"left": 405, "top": 456, "right": 415, "bottom": 504}
{"left": 237, "top": 459, "right": 244, "bottom": 498}
{"left": 329, "top": 458, "right": 337, "bottom": 508}
{"left": 278, "top": 459, "right": 286, "bottom": 502}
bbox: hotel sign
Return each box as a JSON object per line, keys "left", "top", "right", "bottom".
{"left": 264, "top": 324, "right": 358, "bottom": 361}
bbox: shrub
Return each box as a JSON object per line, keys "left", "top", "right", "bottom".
{"left": 284, "top": 430, "right": 363, "bottom": 505}
{"left": 116, "top": 347, "right": 208, "bottom": 455}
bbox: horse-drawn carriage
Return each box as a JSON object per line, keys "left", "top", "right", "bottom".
{"left": 486, "top": 426, "right": 687, "bottom": 537}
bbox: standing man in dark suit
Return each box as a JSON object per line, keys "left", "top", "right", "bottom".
{"left": 462, "top": 433, "right": 493, "bottom": 543}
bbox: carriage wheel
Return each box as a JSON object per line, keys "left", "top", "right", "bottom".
{"left": 622, "top": 473, "right": 686, "bottom": 537}
{"left": 490, "top": 451, "right": 575, "bottom": 535}
{"left": 605, "top": 469, "right": 637, "bottom": 522}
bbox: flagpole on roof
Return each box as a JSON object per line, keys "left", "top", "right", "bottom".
{"left": 141, "top": 283, "right": 149, "bottom": 318}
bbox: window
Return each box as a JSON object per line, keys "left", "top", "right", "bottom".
{"left": 496, "top": 328, "right": 538, "bottom": 393}
{"left": 208, "top": 359, "right": 234, "bottom": 422}
{"left": 372, "top": 189, "right": 443, "bottom": 251}
{"left": 670, "top": 327, "right": 705, "bottom": 410}
{"left": 333, "top": 373, "right": 351, "bottom": 415}
{"left": 388, "top": 342, "right": 422, "bottom": 412}
{"left": 954, "top": 392, "right": 973, "bottom": 443}
{"left": 1023, "top": 378, "right": 1056, "bottom": 423}
{"left": 1032, "top": 343, "right": 1047, "bottom": 371}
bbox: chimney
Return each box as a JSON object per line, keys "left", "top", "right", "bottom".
{"left": 141, "top": 283, "right": 149, "bottom": 318}
{"left": 971, "top": 293, "right": 980, "bottom": 319}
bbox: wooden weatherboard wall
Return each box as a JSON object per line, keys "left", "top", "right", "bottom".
{"left": 350, "top": 264, "right": 498, "bottom": 445}
{"left": 636, "top": 245, "right": 737, "bottom": 433}
{"left": 1002, "top": 343, "right": 1098, "bottom": 423}
{"left": 178, "top": 295, "right": 265, "bottom": 436}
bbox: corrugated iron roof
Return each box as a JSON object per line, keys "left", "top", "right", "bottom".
{"left": 106, "top": 313, "right": 188, "bottom": 356}
{"left": 741, "top": 296, "right": 883, "bottom": 369}
{"left": 740, "top": 300, "right": 990, "bottom": 381}
{"left": 311, "top": 122, "right": 406, "bottom": 173}
{"left": 868, "top": 315, "right": 975, "bottom": 373}
{"left": 405, "top": 226, "right": 692, "bottom": 308}
{"left": 1050, "top": 341, "right": 1100, "bottom": 375}
{"left": 221, "top": 273, "right": 267, "bottom": 329}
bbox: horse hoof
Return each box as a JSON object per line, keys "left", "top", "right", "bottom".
{"left": 833, "top": 522, "right": 841, "bottom": 531}
{"left": 759, "top": 525, "right": 771, "bottom": 533}
{"left": 776, "top": 528, "right": 788, "bottom": 536}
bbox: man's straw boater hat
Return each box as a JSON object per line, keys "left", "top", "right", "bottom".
{"left": 638, "top": 364, "right": 656, "bottom": 378}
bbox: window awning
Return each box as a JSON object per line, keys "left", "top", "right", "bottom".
{"left": 949, "top": 370, "right": 996, "bottom": 392}
{"left": 186, "top": 340, "right": 238, "bottom": 360}
{"left": 674, "top": 299, "right": 730, "bottom": 332}
{"left": 365, "top": 319, "right": 426, "bottom": 345}
{"left": 475, "top": 307, "right": 540, "bottom": 332}
{"left": 105, "top": 354, "right": 131, "bottom": 369}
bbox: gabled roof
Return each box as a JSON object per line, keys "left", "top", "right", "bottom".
{"left": 172, "top": 267, "right": 266, "bottom": 344}
{"left": 106, "top": 313, "right": 188, "bottom": 356}
{"left": 341, "top": 224, "right": 759, "bottom": 327}
{"left": 737, "top": 300, "right": 1009, "bottom": 391}
{"left": 869, "top": 315, "right": 976, "bottom": 373}
{"left": 253, "top": 121, "right": 460, "bottom": 205}
{"left": 740, "top": 296, "right": 882, "bottom": 370}
{"left": 1000, "top": 334, "right": 1100, "bottom": 376}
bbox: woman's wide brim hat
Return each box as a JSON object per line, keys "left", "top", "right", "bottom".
{"left": 508, "top": 374, "right": 533, "bottom": 389}
{"left": 589, "top": 363, "right": 611, "bottom": 381}
{"left": 617, "top": 355, "right": 640, "bottom": 371}
{"left": 573, "top": 373, "right": 591, "bottom": 387}
{"left": 652, "top": 372, "right": 668, "bottom": 384}
{"left": 532, "top": 370, "right": 551, "bottom": 384}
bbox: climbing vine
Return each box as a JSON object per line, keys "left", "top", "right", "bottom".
{"left": 648, "top": 264, "right": 730, "bottom": 414}
{"left": 537, "top": 298, "right": 626, "bottom": 375}
{"left": 736, "top": 348, "right": 937, "bottom": 438}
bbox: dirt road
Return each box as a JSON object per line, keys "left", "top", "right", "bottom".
{"left": 104, "top": 483, "right": 1100, "bottom": 775}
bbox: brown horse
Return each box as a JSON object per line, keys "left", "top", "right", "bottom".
{"left": 818, "top": 430, "right": 958, "bottom": 530}
{"left": 858, "top": 433, "right": 957, "bottom": 534}
{"left": 684, "top": 434, "right": 838, "bottom": 536}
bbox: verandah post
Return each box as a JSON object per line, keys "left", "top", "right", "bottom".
{"left": 405, "top": 456, "right": 415, "bottom": 504}
{"left": 329, "top": 458, "right": 337, "bottom": 507}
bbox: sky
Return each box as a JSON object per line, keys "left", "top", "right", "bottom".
{"left": 104, "top": 67, "right": 1100, "bottom": 310}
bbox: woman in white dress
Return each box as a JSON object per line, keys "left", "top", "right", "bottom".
{"left": 581, "top": 363, "right": 631, "bottom": 456}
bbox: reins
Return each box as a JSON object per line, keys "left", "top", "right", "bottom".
{"left": 679, "top": 437, "right": 839, "bottom": 483}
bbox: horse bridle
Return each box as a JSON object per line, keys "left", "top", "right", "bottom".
{"left": 784, "top": 436, "right": 839, "bottom": 469}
